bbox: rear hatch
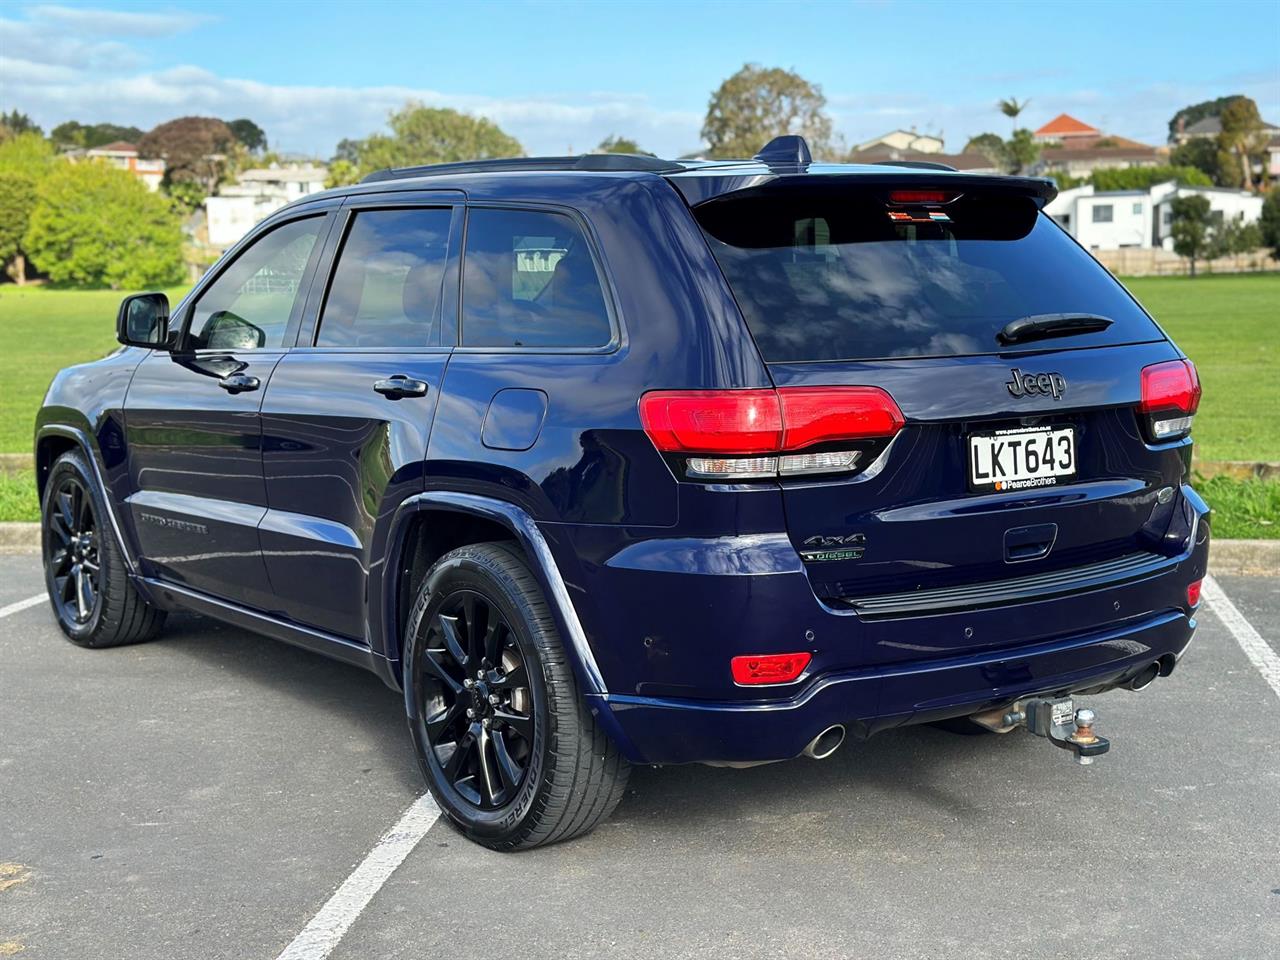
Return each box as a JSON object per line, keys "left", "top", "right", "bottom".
{"left": 686, "top": 176, "right": 1195, "bottom": 658}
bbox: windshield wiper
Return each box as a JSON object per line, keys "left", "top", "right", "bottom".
{"left": 997, "top": 313, "right": 1114, "bottom": 345}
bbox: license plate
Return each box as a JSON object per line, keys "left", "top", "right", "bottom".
{"left": 968, "top": 425, "right": 1076, "bottom": 493}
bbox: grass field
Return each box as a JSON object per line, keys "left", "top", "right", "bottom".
{"left": 0, "top": 276, "right": 1276, "bottom": 533}
{"left": 0, "top": 285, "right": 189, "bottom": 452}
{"left": 1124, "top": 273, "right": 1279, "bottom": 462}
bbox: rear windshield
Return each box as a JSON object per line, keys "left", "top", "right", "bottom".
{"left": 694, "top": 188, "right": 1163, "bottom": 362}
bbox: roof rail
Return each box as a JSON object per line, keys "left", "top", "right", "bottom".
{"left": 872, "top": 159, "right": 958, "bottom": 172}
{"left": 360, "top": 153, "right": 683, "bottom": 184}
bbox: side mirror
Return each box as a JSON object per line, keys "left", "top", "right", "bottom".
{"left": 117, "top": 293, "right": 171, "bottom": 349}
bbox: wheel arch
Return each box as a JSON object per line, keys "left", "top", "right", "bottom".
{"left": 380, "top": 492, "right": 606, "bottom": 698}
{"left": 34, "top": 424, "right": 139, "bottom": 575}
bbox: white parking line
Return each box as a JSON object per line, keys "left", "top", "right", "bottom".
{"left": 275, "top": 792, "right": 441, "bottom": 960}
{"left": 1204, "top": 575, "right": 1280, "bottom": 701}
{"left": 0, "top": 594, "right": 46, "bottom": 619}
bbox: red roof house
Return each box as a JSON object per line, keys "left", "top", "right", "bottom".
{"left": 1034, "top": 114, "right": 1101, "bottom": 143}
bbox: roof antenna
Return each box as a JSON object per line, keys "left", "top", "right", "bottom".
{"left": 754, "top": 135, "right": 812, "bottom": 167}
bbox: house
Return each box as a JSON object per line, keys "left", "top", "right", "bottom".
{"left": 1031, "top": 113, "right": 1163, "bottom": 177}
{"left": 205, "top": 164, "right": 328, "bottom": 248}
{"left": 1033, "top": 114, "right": 1100, "bottom": 145}
{"left": 83, "top": 141, "right": 165, "bottom": 191}
{"left": 1044, "top": 180, "right": 1263, "bottom": 251}
{"left": 1172, "top": 113, "right": 1280, "bottom": 144}
{"left": 852, "top": 129, "right": 945, "bottom": 154}
{"left": 845, "top": 145, "right": 1001, "bottom": 174}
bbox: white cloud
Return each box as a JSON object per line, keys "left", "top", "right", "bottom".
{"left": 28, "top": 4, "right": 212, "bottom": 36}
{"left": 1, "top": 55, "right": 705, "bottom": 156}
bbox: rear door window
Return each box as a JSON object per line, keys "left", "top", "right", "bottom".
{"left": 461, "top": 207, "right": 613, "bottom": 348}
{"left": 315, "top": 207, "right": 453, "bottom": 348}
{"left": 694, "top": 189, "right": 1163, "bottom": 362}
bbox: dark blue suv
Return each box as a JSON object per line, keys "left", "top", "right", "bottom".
{"left": 35, "top": 137, "right": 1209, "bottom": 849}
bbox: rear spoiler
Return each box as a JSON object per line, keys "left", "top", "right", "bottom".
{"left": 666, "top": 170, "right": 1058, "bottom": 209}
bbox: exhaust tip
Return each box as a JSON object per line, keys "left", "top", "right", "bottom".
{"left": 1126, "top": 662, "right": 1161, "bottom": 691}
{"left": 802, "top": 724, "right": 846, "bottom": 760}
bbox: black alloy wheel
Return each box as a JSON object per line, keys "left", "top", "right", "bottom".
{"left": 416, "top": 589, "right": 535, "bottom": 809}
{"left": 45, "top": 474, "right": 101, "bottom": 626}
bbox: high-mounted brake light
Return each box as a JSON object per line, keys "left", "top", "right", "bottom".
{"left": 731, "top": 652, "right": 811, "bottom": 686}
{"left": 888, "top": 189, "right": 954, "bottom": 204}
{"left": 639, "top": 387, "right": 904, "bottom": 480}
{"left": 1140, "top": 359, "right": 1201, "bottom": 441}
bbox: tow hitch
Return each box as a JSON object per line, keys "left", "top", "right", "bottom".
{"left": 974, "top": 697, "right": 1111, "bottom": 765}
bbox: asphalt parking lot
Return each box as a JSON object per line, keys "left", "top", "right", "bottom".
{"left": 1, "top": 549, "right": 1276, "bottom": 959}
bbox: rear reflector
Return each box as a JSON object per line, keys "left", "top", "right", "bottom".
{"left": 1186, "top": 579, "right": 1203, "bottom": 607}
{"left": 731, "top": 652, "right": 811, "bottom": 685}
{"left": 1140, "top": 359, "right": 1201, "bottom": 441}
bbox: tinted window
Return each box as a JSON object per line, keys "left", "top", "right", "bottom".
{"left": 189, "top": 217, "right": 323, "bottom": 350}
{"left": 695, "top": 190, "right": 1162, "bottom": 362}
{"left": 316, "top": 208, "right": 452, "bottom": 348}
{"left": 462, "top": 208, "right": 612, "bottom": 348}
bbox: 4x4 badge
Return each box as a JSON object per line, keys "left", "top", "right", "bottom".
{"left": 1006, "top": 368, "right": 1067, "bottom": 400}
{"left": 801, "top": 533, "right": 866, "bottom": 562}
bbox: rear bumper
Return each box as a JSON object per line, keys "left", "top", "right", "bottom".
{"left": 591, "top": 605, "right": 1196, "bottom": 764}
{"left": 576, "top": 485, "right": 1209, "bottom": 765}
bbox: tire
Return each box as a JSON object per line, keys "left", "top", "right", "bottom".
{"left": 41, "top": 450, "right": 166, "bottom": 647}
{"left": 404, "top": 541, "right": 629, "bottom": 851}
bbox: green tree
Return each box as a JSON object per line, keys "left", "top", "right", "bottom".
{"left": 352, "top": 102, "right": 523, "bottom": 176}
{"left": 227, "top": 118, "right": 267, "bottom": 153}
{"left": 25, "top": 160, "right": 184, "bottom": 289}
{"left": 1171, "top": 137, "right": 1228, "bottom": 185}
{"left": 596, "top": 135, "right": 651, "bottom": 155}
{"left": 325, "top": 159, "right": 361, "bottom": 188}
{"left": 0, "top": 131, "right": 57, "bottom": 177}
{"left": 0, "top": 133, "right": 57, "bottom": 282}
{"left": 997, "top": 96, "right": 1030, "bottom": 135}
{"left": 138, "top": 116, "right": 236, "bottom": 193}
{"left": 1258, "top": 187, "right": 1280, "bottom": 258}
{"left": 0, "top": 110, "right": 42, "bottom": 137}
{"left": 1218, "top": 96, "right": 1265, "bottom": 191}
{"left": 1091, "top": 165, "right": 1212, "bottom": 191}
{"left": 0, "top": 174, "right": 38, "bottom": 283}
{"left": 50, "top": 121, "right": 145, "bottom": 150}
{"left": 1170, "top": 194, "right": 1213, "bottom": 277}
{"left": 1005, "top": 128, "right": 1040, "bottom": 174}
{"left": 1209, "top": 212, "right": 1262, "bottom": 260}
{"left": 964, "top": 132, "right": 1009, "bottom": 171}
{"left": 702, "top": 64, "right": 834, "bottom": 160}
{"left": 332, "top": 138, "right": 361, "bottom": 164}
{"left": 1168, "top": 95, "right": 1240, "bottom": 141}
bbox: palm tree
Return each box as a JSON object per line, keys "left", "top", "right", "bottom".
{"left": 998, "top": 97, "right": 1030, "bottom": 135}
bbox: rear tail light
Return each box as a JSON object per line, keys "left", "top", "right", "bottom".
{"left": 1186, "top": 579, "right": 1203, "bottom": 608}
{"left": 640, "top": 387, "right": 904, "bottom": 480}
{"left": 1140, "top": 359, "right": 1201, "bottom": 441}
{"left": 731, "top": 652, "right": 811, "bottom": 685}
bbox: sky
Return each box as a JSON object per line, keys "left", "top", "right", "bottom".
{"left": 1, "top": 0, "right": 1278, "bottom": 159}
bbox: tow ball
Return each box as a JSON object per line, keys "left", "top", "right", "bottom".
{"left": 983, "top": 697, "right": 1111, "bottom": 765}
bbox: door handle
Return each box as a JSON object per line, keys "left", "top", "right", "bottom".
{"left": 218, "top": 373, "right": 261, "bottom": 393}
{"left": 373, "top": 376, "right": 429, "bottom": 399}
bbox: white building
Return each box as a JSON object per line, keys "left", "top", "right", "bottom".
{"left": 1045, "top": 180, "right": 1263, "bottom": 251}
{"left": 205, "top": 164, "right": 328, "bottom": 248}
{"left": 83, "top": 141, "right": 165, "bottom": 191}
